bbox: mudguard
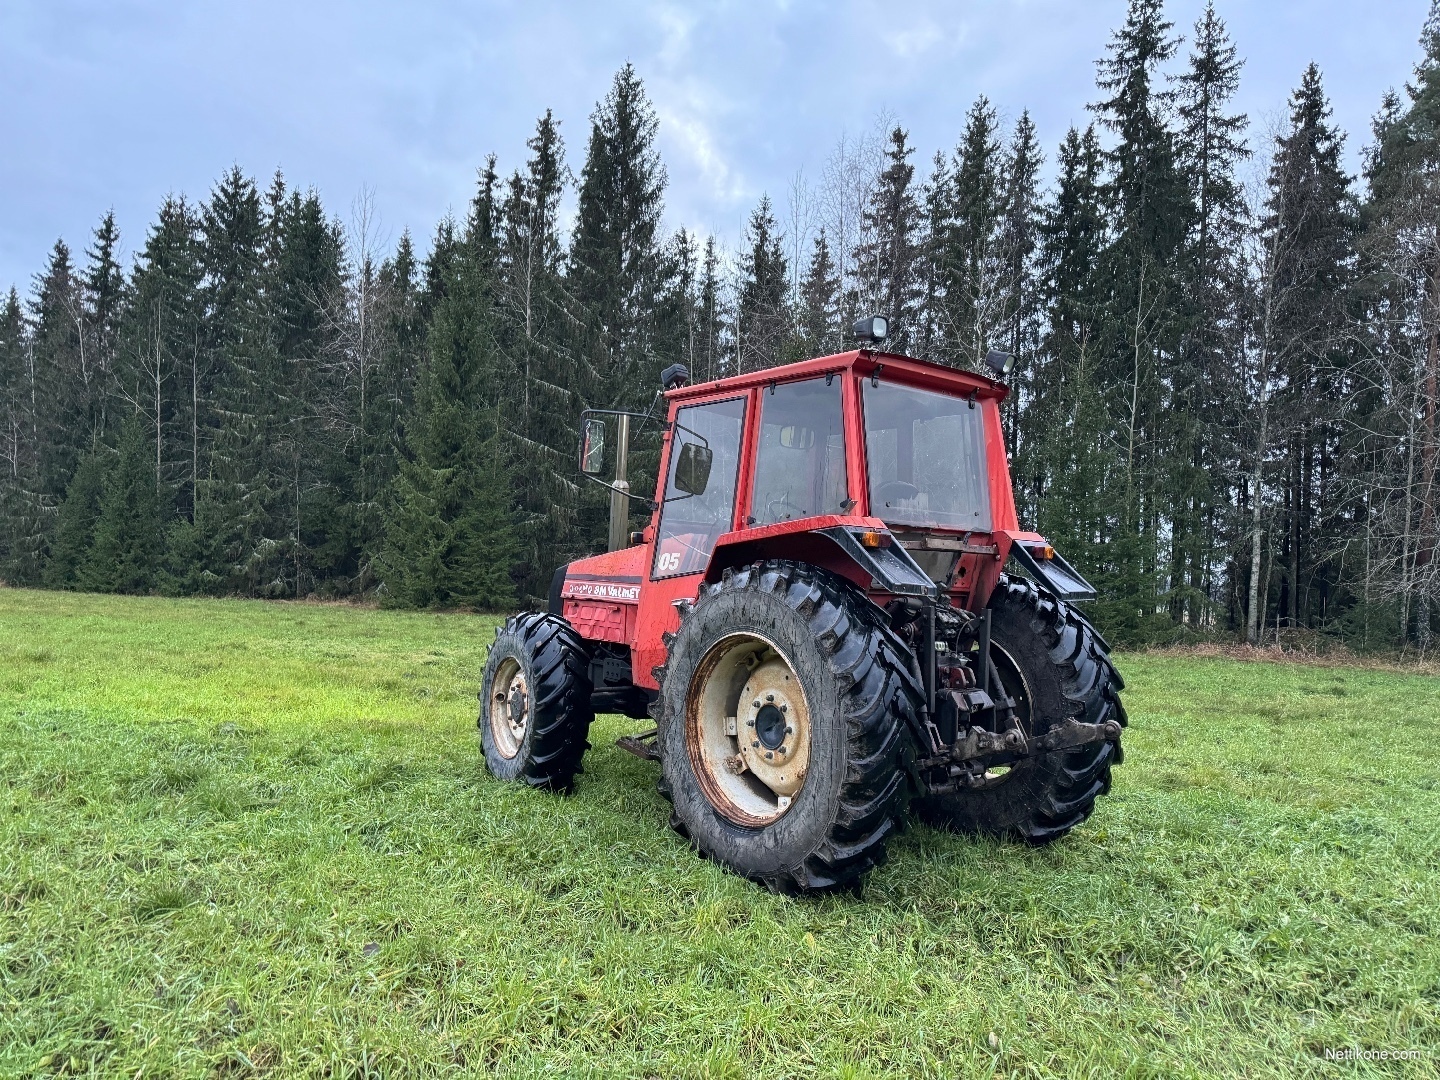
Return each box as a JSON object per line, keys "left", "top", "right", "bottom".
{"left": 1007, "top": 540, "right": 1096, "bottom": 602}
{"left": 813, "top": 526, "right": 938, "bottom": 598}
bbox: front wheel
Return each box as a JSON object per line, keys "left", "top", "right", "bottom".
{"left": 480, "top": 612, "right": 593, "bottom": 793}
{"left": 656, "top": 561, "right": 923, "bottom": 893}
{"left": 917, "top": 576, "right": 1126, "bottom": 843}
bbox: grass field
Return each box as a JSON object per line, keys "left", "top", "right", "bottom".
{"left": 1, "top": 588, "right": 1437, "bottom": 1078}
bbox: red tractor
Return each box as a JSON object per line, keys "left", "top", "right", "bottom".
{"left": 481, "top": 320, "right": 1125, "bottom": 892}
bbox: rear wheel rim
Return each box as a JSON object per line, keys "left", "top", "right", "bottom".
{"left": 489, "top": 657, "right": 528, "bottom": 759}
{"left": 686, "top": 633, "right": 811, "bottom": 826}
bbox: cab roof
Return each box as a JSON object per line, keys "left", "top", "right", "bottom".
{"left": 663, "top": 349, "right": 1010, "bottom": 404}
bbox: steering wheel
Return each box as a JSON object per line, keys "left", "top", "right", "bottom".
{"left": 764, "top": 493, "right": 804, "bottom": 523}
{"left": 875, "top": 480, "right": 920, "bottom": 505}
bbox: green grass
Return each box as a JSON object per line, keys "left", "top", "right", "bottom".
{"left": 1, "top": 588, "right": 1437, "bottom": 1078}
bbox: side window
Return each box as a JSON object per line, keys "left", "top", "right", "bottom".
{"left": 750, "top": 377, "right": 848, "bottom": 526}
{"left": 653, "top": 396, "right": 747, "bottom": 579}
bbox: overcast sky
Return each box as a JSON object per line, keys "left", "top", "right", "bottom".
{"left": 0, "top": 0, "right": 1431, "bottom": 294}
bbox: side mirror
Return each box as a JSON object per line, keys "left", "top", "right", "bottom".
{"left": 673, "top": 441, "right": 713, "bottom": 496}
{"left": 581, "top": 418, "right": 606, "bottom": 475}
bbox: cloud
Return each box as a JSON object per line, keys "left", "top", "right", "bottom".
{"left": 880, "top": 19, "right": 951, "bottom": 60}
{"left": 659, "top": 102, "right": 745, "bottom": 205}
{"left": 0, "top": 0, "right": 1429, "bottom": 289}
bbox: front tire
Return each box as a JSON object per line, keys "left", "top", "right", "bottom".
{"left": 655, "top": 561, "right": 922, "bottom": 893}
{"left": 480, "top": 612, "right": 594, "bottom": 793}
{"left": 917, "top": 576, "right": 1126, "bottom": 843}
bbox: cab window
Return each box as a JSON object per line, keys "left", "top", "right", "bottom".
{"left": 653, "top": 396, "right": 746, "bottom": 578}
{"left": 750, "top": 377, "right": 848, "bottom": 526}
{"left": 863, "top": 379, "right": 992, "bottom": 530}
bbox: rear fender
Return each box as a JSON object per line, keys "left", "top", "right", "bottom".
{"left": 705, "top": 516, "right": 936, "bottom": 599}
{"left": 996, "top": 530, "right": 1097, "bottom": 602}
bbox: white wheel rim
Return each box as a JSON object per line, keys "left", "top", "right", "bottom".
{"left": 685, "top": 633, "right": 811, "bottom": 826}
{"left": 489, "top": 656, "right": 528, "bottom": 759}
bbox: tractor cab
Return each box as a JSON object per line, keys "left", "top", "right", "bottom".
{"left": 561, "top": 348, "right": 1093, "bottom": 697}
{"left": 481, "top": 336, "right": 1125, "bottom": 894}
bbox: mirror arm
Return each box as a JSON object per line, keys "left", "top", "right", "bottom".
{"left": 670, "top": 421, "right": 711, "bottom": 449}
{"left": 579, "top": 471, "right": 658, "bottom": 512}
{"left": 635, "top": 391, "right": 666, "bottom": 434}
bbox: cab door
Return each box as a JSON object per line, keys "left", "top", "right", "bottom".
{"left": 632, "top": 394, "right": 749, "bottom": 690}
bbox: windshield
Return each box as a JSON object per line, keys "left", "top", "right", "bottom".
{"left": 863, "top": 380, "right": 992, "bottom": 530}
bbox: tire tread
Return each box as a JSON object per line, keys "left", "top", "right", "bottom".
{"left": 482, "top": 612, "right": 593, "bottom": 794}
{"left": 658, "top": 560, "right": 922, "bottom": 893}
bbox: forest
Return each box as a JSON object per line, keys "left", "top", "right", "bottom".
{"left": 1, "top": 0, "right": 1437, "bottom": 650}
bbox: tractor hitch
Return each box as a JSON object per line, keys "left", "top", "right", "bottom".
{"left": 951, "top": 716, "right": 1122, "bottom": 765}
{"left": 919, "top": 716, "right": 1122, "bottom": 794}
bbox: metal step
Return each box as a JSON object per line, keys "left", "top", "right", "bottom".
{"left": 615, "top": 728, "right": 661, "bottom": 762}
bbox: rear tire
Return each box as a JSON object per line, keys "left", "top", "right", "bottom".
{"left": 655, "top": 561, "right": 922, "bottom": 893}
{"left": 480, "top": 612, "right": 593, "bottom": 793}
{"left": 917, "top": 575, "right": 1126, "bottom": 843}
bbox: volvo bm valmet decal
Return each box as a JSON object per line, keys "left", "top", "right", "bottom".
{"left": 562, "top": 580, "right": 641, "bottom": 602}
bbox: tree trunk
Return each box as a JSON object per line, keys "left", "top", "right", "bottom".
{"left": 191, "top": 335, "right": 199, "bottom": 519}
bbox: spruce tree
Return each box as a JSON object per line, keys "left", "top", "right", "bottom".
{"left": 855, "top": 127, "right": 922, "bottom": 351}
{"left": 995, "top": 111, "right": 1044, "bottom": 449}
{"left": 1023, "top": 126, "right": 1111, "bottom": 574}
{"left": 83, "top": 210, "right": 124, "bottom": 445}
{"left": 1176, "top": 1, "right": 1249, "bottom": 317}
{"left": 0, "top": 288, "right": 27, "bottom": 474}
{"left": 42, "top": 453, "right": 108, "bottom": 588}
{"left": 915, "top": 151, "right": 951, "bottom": 359}
{"left": 83, "top": 415, "right": 164, "bottom": 593}
{"left": 1042, "top": 128, "right": 1108, "bottom": 354}
{"left": 1171, "top": 1, "right": 1249, "bottom": 626}
{"left": 1089, "top": 0, "right": 1190, "bottom": 640}
{"left": 736, "top": 196, "right": 789, "bottom": 371}
{"left": 0, "top": 288, "right": 37, "bottom": 584}
{"left": 269, "top": 183, "right": 346, "bottom": 595}
{"left": 376, "top": 229, "right": 423, "bottom": 498}
{"left": 569, "top": 64, "right": 668, "bottom": 406}
{"left": 1258, "top": 65, "right": 1356, "bottom": 635}
{"left": 498, "top": 111, "right": 584, "bottom": 597}
{"left": 195, "top": 167, "right": 284, "bottom": 595}
{"left": 941, "top": 97, "right": 1005, "bottom": 367}
{"left": 696, "top": 236, "right": 725, "bottom": 381}
{"left": 379, "top": 174, "right": 518, "bottom": 609}
{"left": 269, "top": 183, "right": 343, "bottom": 362}
{"left": 797, "top": 231, "right": 841, "bottom": 356}
{"left": 117, "top": 196, "right": 203, "bottom": 519}
{"left": 670, "top": 227, "right": 700, "bottom": 373}
{"left": 30, "top": 239, "right": 88, "bottom": 502}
